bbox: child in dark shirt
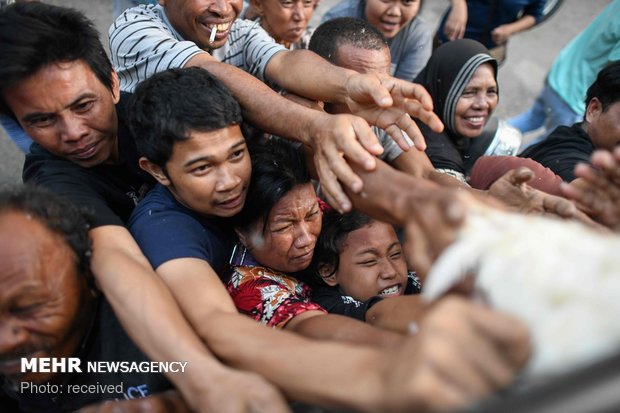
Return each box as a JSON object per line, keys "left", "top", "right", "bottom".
{"left": 309, "top": 210, "right": 426, "bottom": 333}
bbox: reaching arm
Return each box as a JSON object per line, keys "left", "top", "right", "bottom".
{"left": 365, "top": 295, "right": 430, "bottom": 334}
{"left": 443, "top": 0, "right": 468, "bottom": 41}
{"left": 89, "top": 227, "right": 289, "bottom": 413}
{"left": 491, "top": 15, "right": 537, "bottom": 45}
{"left": 561, "top": 148, "right": 620, "bottom": 231}
{"left": 264, "top": 49, "right": 444, "bottom": 151}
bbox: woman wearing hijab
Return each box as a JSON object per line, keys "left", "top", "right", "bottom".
{"left": 414, "top": 39, "right": 500, "bottom": 183}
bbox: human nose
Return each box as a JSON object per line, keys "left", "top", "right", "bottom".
{"left": 59, "top": 115, "right": 88, "bottom": 143}
{"left": 291, "top": 2, "right": 303, "bottom": 20}
{"left": 294, "top": 222, "right": 315, "bottom": 249}
{"left": 215, "top": 164, "right": 241, "bottom": 192}
{"left": 378, "top": 259, "right": 398, "bottom": 280}
{"left": 386, "top": 3, "right": 402, "bottom": 16}
{"left": 0, "top": 319, "right": 29, "bottom": 356}
{"left": 208, "top": 0, "right": 233, "bottom": 17}
{"left": 472, "top": 92, "right": 491, "bottom": 110}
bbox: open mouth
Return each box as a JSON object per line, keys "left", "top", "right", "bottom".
{"left": 217, "top": 193, "right": 243, "bottom": 210}
{"left": 202, "top": 21, "right": 232, "bottom": 42}
{"left": 378, "top": 284, "right": 402, "bottom": 297}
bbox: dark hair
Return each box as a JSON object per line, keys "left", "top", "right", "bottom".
{"left": 0, "top": 2, "right": 113, "bottom": 117}
{"left": 234, "top": 138, "right": 310, "bottom": 233}
{"left": 585, "top": 60, "right": 620, "bottom": 115}
{"left": 0, "top": 185, "right": 92, "bottom": 276}
{"left": 309, "top": 209, "right": 373, "bottom": 285}
{"left": 309, "top": 17, "right": 387, "bottom": 64}
{"left": 128, "top": 67, "right": 242, "bottom": 171}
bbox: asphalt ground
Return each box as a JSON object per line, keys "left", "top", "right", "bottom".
{"left": 0, "top": 0, "right": 611, "bottom": 185}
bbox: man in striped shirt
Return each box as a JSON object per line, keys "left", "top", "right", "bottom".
{"left": 109, "top": 1, "right": 444, "bottom": 211}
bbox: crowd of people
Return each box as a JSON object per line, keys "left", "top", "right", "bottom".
{"left": 0, "top": 0, "right": 619, "bottom": 412}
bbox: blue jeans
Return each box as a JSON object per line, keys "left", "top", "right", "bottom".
{"left": 508, "top": 81, "right": 584, "bottom": 148}
{"left": 0, "top": 115, "right": 32, "bottom": 153}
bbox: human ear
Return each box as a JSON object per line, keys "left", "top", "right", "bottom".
{"left": 585, "top": 98, "right": 602, "bottom": 123}
{"left": 318, "top": 264, "right": 338, "bottom": 286}
{"left": 110, "top": 70, "right": 121, "bottom": 104}
{"left": 139, "top": 157, "right": 171, "bottom": 186}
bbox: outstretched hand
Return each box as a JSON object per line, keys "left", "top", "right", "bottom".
{"left": 381, "top": 297, "right": 530, "bottom": 413}
{"left": 489, "top": 167, "right": 579, "bottom": 218}
{"left": 343, "top": 73, "right": 444, "bottom": 152}
{"left": 561, "top": 149, "right": 620, "bottom": 231}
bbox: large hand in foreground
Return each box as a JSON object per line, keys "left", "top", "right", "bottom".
{"left": 343, "top": 73, "right": 444, "bottom": 151}
{"left": 181, "top": 367, "right": 290, "bottom": 413}
{"left": 402, "top": 187, "right": 473, "bottom": 279}
{"left": 79, "top": 390, "right": 190, "bottom": 413}
{"left": 561, "top": 149, "right": 620, "bottom": 231}
{"left": 380, "top": 297, "right": 530, "bottom": 413}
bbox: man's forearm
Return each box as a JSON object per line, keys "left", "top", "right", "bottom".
{"left": 185, "top": 54, "right": 319, "bottom": 146}
{"left": 265, "top": 49, "right": 353, "bottom": 103}
{"left": 197, "top": 312, "right": 386, "bottom": 411}
{"left": 89, "top": 227, "right": 228, "bottom": 401}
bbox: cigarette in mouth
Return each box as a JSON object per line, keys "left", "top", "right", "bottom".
{"left": 210, "top": 27, "right": 217, "bottom": 43}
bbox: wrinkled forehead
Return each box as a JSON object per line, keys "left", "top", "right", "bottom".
{"left": 0, "top": 211, "right": 77, "bottom": 296}
{"left": 334, "top": 42, "right": 391, "bottom": 75}
{"left": 268, "top": 183, "right": 318, "bottom": 222}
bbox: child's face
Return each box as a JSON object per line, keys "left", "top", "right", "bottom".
{"left": 333, "top": 221, "right": 408, "bottom": 301}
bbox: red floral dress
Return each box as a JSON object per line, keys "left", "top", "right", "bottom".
{"left": 226, "top": 265, "right": 326, "bottom": 329}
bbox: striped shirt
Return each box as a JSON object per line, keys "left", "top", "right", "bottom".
{"left": 109, "top": 4, "right": 286, "bottom": 92}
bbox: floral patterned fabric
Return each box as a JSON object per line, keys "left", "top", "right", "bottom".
{"left": 226, "top": 266, "right": 326, "bottom": 328}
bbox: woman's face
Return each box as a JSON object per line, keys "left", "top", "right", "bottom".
{"left": 364, "top": 0, "right": 420, "bottom": 39}
{"left": 454, "top": 63, "right": 498, "bottom": 138}
{"left": 331, "top": 221, "right": 408, "bottom": 302}
{"left": 242, "top": 182, "right": 322, "bottom": 273}
{"left": 254, "top": 0, "right": 315, "bottom": 46}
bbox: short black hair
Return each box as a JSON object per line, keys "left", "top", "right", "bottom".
{"left": 234, "top": 138, "right": 310, "bottom": 233}
{"left": 309, "top": 17, "right": 387, "bottom": 64}
{"left": 128, "top": 67, "right": 243, "bottom": 171}
{"left": 0, "top": 2, "right": 113, "bottom": 117}
{"left": 0, "top": 185, "right": 92, "bottom": 276}
{"left": 309, "top": 209, "right": 373, "bottom": 285}
{"left": 585, "top": 60, "right": 620, "bottom": 114}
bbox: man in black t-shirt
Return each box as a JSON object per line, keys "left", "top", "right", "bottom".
{"left": 0, "top": 4, "right": 287, "bottom": 412}
{"left": 520, "top": 61, "right": 620, "bottom": 182}
{"left": 0, "top": 186, "right": 181, "bottom": 413}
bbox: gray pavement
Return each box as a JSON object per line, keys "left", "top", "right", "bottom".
{"left": 0, "top": 0, "right": 611, "bottom": 184}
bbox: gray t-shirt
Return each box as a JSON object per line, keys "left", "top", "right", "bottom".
{"left": 321, "top": 0, "right": 432, "bottom": 81}
{"left": 109, "top": 4, "right": 286, "bottom": 92}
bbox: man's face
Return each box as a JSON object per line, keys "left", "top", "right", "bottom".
{"left": 151, "top": 125, "right": 252, "bottom": 218}
{"left": 586, "top": 99, "right": 620, "bottom": 151}
{"left": 0, "top": 212, "right": 92, "bottom": 385}
{"left": 3, "top": 60, "right": 120, "bottom": 168}
{"left": 160, "top": 0, "right": 244, "bottom": 50}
